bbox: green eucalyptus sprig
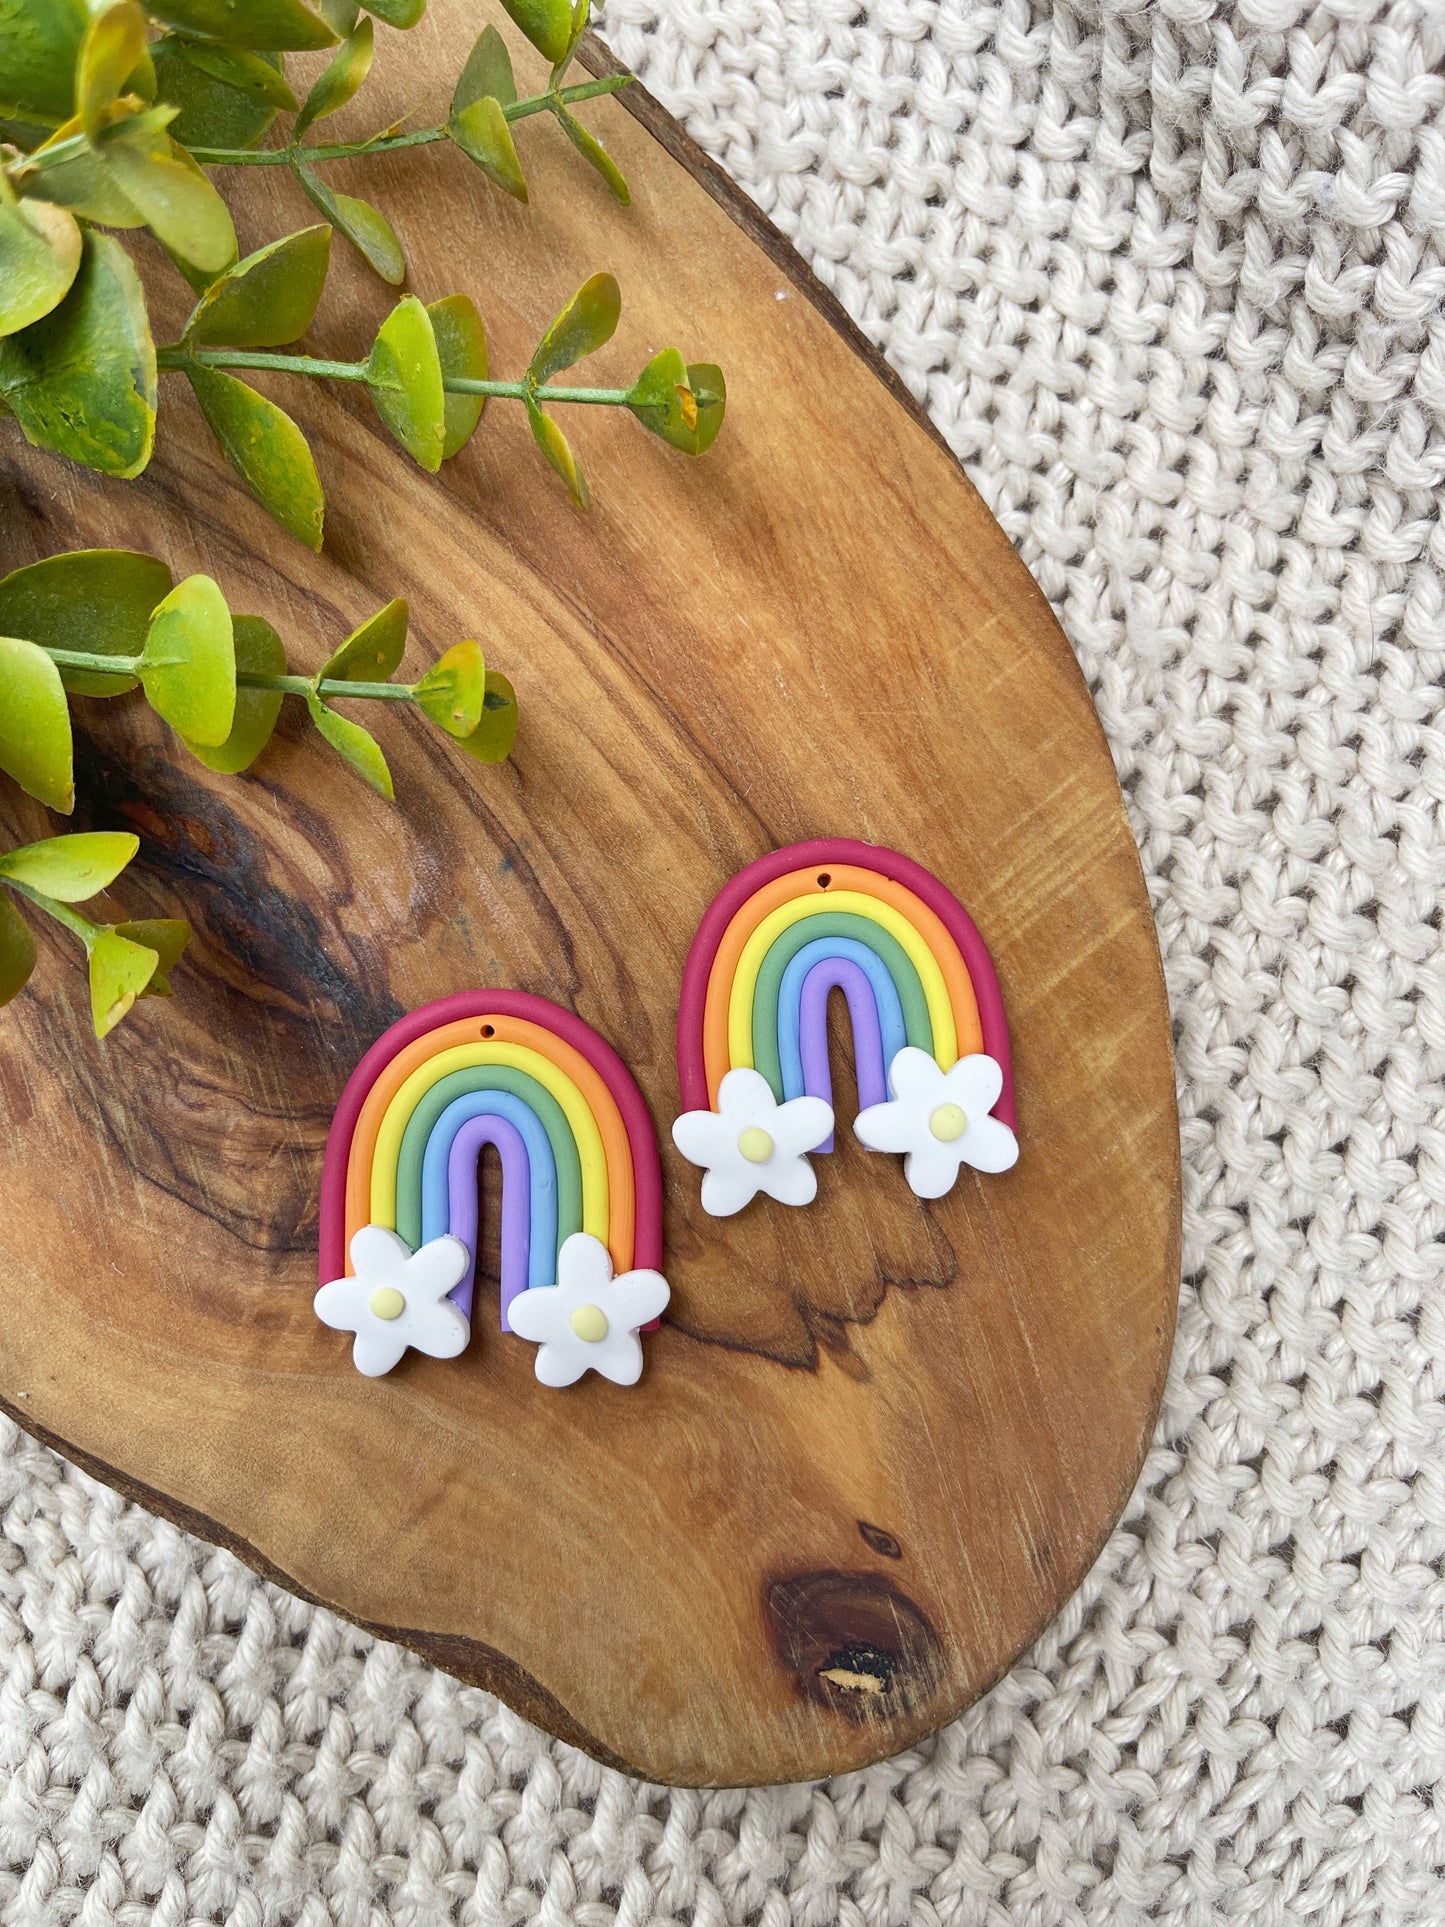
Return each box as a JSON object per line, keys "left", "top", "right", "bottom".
{"left": 0, "top": 222, "right": 724, "bottom": 539}
{"left": 186, "top": 1, "right": 634, "bottom": 287}
{"left": 3, "top": 0, "right": 633, "bottom": 298}
{"left": 0, "top": 830, "right": 191, "bottom": 1038}
{"left": 0, "top": 547, "right": 519, "bottom": 812}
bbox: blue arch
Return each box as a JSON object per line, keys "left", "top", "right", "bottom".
{"left": 420, "top": 1090, "right": 559, "bottom": 1290}
{"left": 777, "top": 936, "right": 908, "bottom": 1101}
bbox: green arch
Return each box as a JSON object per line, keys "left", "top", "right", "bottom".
{"left": 394, "top": 1065, "right": 583, "bottom": 1251}
{"left": 751, "top": 911, "right": 933, "bottom": 1101}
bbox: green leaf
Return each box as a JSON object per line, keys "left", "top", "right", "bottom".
{"left": 498, "top": 0, "right": 573, "bottom": 66}
{"left": 367, "top": 295, "right": 444, "bottom": 470}
{"left": 296, "top": 164, "right": 404, "bottom": 283}
{"left": 146, "top": 0, "right": 337, "bottom": 52}
{"left": 627, "top": 348, "right": 726, "bottom": 455}
{"left": 305, "top": 690, "right": 393, "bottom": 797}
{"left": 0, "top": 0, "right": 89, "bottom": 124}
{"left": 183, "top": 225, "right": 331, "bottom": 348}
{"left": 23, "top": 114, "right": 145, "bottom": 224}
{"left": 316, "top": 0, "right": 358, "bottom": 30}
{"left": 0, "top": 893, "right": 36, "bottom": 1006}
{"left": 454, "top": 669, "right": 518, "bottom": 764}
{"left": 139, "top": 574, "right": 236, "bottom": 747}
{"left": 75, "top": 1, "right": 148, "bottom": 137}
{"left": 102, "top": 124, "right": 237, "bottom": 272}
{"left": 0, "top": 548, "right": 172, "bottom": 697}
{"left": 429, "top": 293, "right": 487, "bottom": 458}
{"left": 528, "top": 272, "right": 619, "bottom": 385}
{"left": 0, "top": 831, "right": 138, "bottom": 901}
{"left": 186, "top": 365, "right": 325, "bottom": 549}
{"left": 452, "top": 25, "right": 516, "bottom": 113}
{"left": 363, "top": 0, "right": 426, "bottom": 24}
{"left": 152, "top": 40, "right": 281, "bottom": 149}
{"left": 186, "top": 614, "right": 284, "bottom": 774}
{"left": 88, "top": 926, "right": 159, "bottom": 1036}
{"left": 0, "top": 634, "right": 73, "bottom": 811}
{"left": 0, "top": 196, "right": 82, "bottom": 337}
{"left": 554, "top": 105, "right": 628, "bottom": 205}
{"left": 320, "top": 597, "right": 407, "bottom": 681}
{"left": 0, "top": 230, "right": 156, "bottom": 476}
{"left": 526, "top": 398, "right": 587, "bottom": 508}
{"left": 111, "top": 916, "right": 189, "bottom": 995}
{"left": 412, "top": 638, "right": 485, "bottom": 739}
{"left": 171, "top": 40, "right": 297, "bottom": 111}
{"left": 295, "top": 15, "right": 372, "bottom": 137}
{"left": 449, "top": 95, "right": 526, "bottom": 203}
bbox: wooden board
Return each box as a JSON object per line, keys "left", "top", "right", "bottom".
{"left": 0, "top": 9, "right": 1180, "bottom": 1787}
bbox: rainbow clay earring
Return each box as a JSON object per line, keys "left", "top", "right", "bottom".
{"left": 315, "top": 992, "right": 669, "bottom": 1384}
{"left": 672, "top": 839, "right": 1018, "bottom": 1215}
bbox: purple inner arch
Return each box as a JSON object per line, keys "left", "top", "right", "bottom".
{"left": 798, "top": 958, "right": 888, "bottom": 1152}
{"left": 447, "top": 1114, "right": 531, "bottom": 1328}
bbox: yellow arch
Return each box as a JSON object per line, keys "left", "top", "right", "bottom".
{"left": 728, "top": 891, "right": 958, "bottom": 1074}
{"left": 370, "top": 1042, "right": 608, "bottom": 1240}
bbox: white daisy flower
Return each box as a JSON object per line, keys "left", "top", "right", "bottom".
{"left": 672, "top": 1066, "right": 835, "bottom": 1216}
{"left": 314, "top": 1225, "right": 471, "bottom": 1377}
{"left": 508, "top": 1232, "right": 670, "bottom": 1387}
{"left": 854, "top": 1048, "right": 1018, "bottom": 1198}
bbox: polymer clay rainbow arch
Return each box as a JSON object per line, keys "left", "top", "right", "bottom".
{"left": 316, "top": 992, "right": 668, "bottom": 1381}
{"left": 673, "top": 839, "right": 1018, "bottom": 1212}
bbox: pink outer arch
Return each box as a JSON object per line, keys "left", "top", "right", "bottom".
{"left": 676, "top": 839, "right": 1016, "bottom": 1128}
{"left": 318, "top": 991, "right": 665, "bottom": 1289}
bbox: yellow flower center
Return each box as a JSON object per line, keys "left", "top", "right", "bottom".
{"left": 929, "top": 1103, "right": 967, "bottom": 1143}
{"left": 738, "top": 1126, "right": 775, "bottom": 1163}
{"left": 368, "top": 1286, "right": 406, "bottom": 1321}
{"left": 570, "top": 1303, "right": 609, "bottom": 1343}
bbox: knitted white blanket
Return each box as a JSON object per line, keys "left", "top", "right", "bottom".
{"left": 3, "top": 2, "right": 1442, "bottom": 1919}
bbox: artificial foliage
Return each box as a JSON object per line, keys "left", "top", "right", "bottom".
{"left": 0, "top": 546, "right": 519, "bottom": 814}
{"left": 0, "top": 0, "right": 727, "bottom": 536}
{"left": 0, "top": 544, "right": 519, "bottom": 1035}
{"left": 0, "top": 829, "right": 191, "bottom": 1038}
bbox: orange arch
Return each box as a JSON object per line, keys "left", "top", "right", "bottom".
{"left": 344, "top": 1013, "right": 636, "bottom": 1272}
{"left": 702, "top": 864, "right": 984, "bottom": 1105}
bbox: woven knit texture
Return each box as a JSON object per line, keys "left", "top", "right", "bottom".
{"left": 4, "top": 1, "right": 1445, "bottom": 1920}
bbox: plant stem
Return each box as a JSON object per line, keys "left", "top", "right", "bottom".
{"left": 37, "top": 645, "right": 421, "bottom": 704}
{"left": 183, "top": 75, "right": 632, "bottom": 167}
{"left": 4, "top": 880, "right": 95, "bottom": 947}
{"left": 156, "top": 346, "right": 635, "bottom": 407}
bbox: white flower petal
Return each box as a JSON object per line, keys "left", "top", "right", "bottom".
{"left": 507, "top": 1285, "right": 567, "bottom": 1343}
{"left": 592, "top": 1332, "right": 645, "bottom": 1386}
{"left": 403, "top": 1233, "right": 471, "bottom": 1300}
{"left": 960, "top": 1114, "right": 1020, "bottom": 1173}
{"left": 700, "top": 1166, "right": 759, "bottom": 1216}
{"left": 555, "top": 1232, "right": 615, "bottom": 1298}
{"left": 853, "top": 1097, "right": 916, "bottom": 1154}
{"left": 349, "top": 1223, "right": 410, "bottom": 1277}
{"left": 352, "top": 1326, "right": 408, "bottom": 1377}
{"left": 761, "top": 1154, "right": 819, "bottom": 1207}
{"left": 945, "top": 1053, "right": 1005, "bottom": 1118}
{"left": 715, "top": 1066, "right": 778, "bottom": 1119}
{"left": 672, "top": 1107, "right": 732, "bottom": 1165}
{"left": 769, "top": 1094, "right": 835, "bottom": 1157}
{"left": 313, "top": 1275, "right": 368, "bottom": 1332}
{"left": 533, "top": 1341, "right": 586, "bottom": 1388}
{"left": 608, "top": 1269, "right": 671, "bottom": 1329}
{"left": 903, "top": 1136, "right": 965, "bottom": 1199}
{"left": 886, "top": 1046, "right": 947, "bottom": 1103}
{"left": 406, "top": 1303, "right": 471, "bottom": 1359}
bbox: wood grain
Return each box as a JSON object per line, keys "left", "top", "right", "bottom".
{"left": 0, "top": 6, "right": 1180, "bottom": 1787}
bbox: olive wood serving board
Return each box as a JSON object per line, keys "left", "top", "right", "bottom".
{"left": 0, "top": 9, "right": 1181, "bottom": 1787}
